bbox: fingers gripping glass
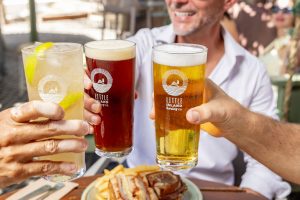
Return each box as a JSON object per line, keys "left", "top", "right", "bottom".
{"left": 271, "top": 5, "right": 293, "bottom": 14}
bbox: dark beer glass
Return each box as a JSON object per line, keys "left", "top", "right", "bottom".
{"left": 85, "top": 40, "right": 135, "bottom": 158}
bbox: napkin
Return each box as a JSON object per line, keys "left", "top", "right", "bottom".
{"left": 7, "top": 178, "right": 78, "bottom": 200}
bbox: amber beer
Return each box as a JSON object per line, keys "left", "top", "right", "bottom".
{"left": 153, "top": 43, "right": 207, "bottom": 170}
{"left": 85, "top": 40, "right": 135, "bottom": 158}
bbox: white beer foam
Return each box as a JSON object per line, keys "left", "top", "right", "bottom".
{"left": 153, "top": 44, "right": 207, "bottom": 67}
{"left": 85, "top": 40, "right": 135, "bottom": 61}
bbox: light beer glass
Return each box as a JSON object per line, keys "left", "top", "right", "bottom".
{"left": 84, "top": 40, "right": 135, "bottom": 158}
{"left": 21, "top": 42, "right": 86, "bottom": 182}
{"left": 153, "top": 43, "right": 207, "bottom": 170}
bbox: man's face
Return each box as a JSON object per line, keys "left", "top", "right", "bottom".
{"left": 165, "top": 0, "right": 226, "bottom": 36}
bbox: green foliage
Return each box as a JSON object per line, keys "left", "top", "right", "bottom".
{"left": 293, "top": 2, "right": 300, "bottom": 16}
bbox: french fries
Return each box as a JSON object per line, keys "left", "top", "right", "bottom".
{"left": 94, "top": 165, "right": 160, "bottom": 200}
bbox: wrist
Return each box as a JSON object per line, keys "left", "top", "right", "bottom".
{"left": 224, "top": 103, "right": 254, "bottom": 139}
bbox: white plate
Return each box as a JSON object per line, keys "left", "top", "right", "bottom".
{"left": 81, "top": 177, "right": 203, "bottom": 200}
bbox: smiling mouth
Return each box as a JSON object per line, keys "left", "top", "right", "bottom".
{"left": 174, "top": 11, "right": 195, "bottom": 17}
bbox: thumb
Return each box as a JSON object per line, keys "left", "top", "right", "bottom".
{"left": 186, "top": 102, "right": 224, "bottom": 125}
{"left": 186, "top": 102, "right": 226, "bottom": 137}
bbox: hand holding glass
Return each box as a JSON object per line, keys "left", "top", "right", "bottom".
{"left": 22, "top": 43, "right": 85, "bottom": 182}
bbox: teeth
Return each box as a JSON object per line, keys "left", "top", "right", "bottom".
{"left": 175, "top": 11, "right": 193, "bottom": 17}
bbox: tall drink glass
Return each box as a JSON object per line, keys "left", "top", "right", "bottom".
{"left": 153, "top": 43, "right": 207, "bottom": 170}
{"left": 21, "top": 42, "right": 85, "bottom": 182}
{"left": 84, "top": 40, "right": 135, "bottom": 158}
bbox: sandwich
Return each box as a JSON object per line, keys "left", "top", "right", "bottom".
{"left": 108, "top": 171, "right": 187, "bottom": 200}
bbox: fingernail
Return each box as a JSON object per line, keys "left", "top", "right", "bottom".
{"left": 92, "top": 116, "right": 100, "bottom": 125}
{"left": 91, "top": 103, "right": 101, "bottom": 113}
{"left": 188, "top": 110, "right": 200, "bottom": 123}
{"left": 83, "top": 122, "right": 90, "bottom": 134}
{"left": 89, "top": 125, "right": 94, "bottom": 134}
{"left": 84, "top": 122, "right": 94, "bottom": 135}
{"left": 11, "top": 107, "right": 21, "bottom": 117}
{"left": 61, "top": 163, "right": 77, "bottom": 173}
{"left": 82, "top": 141, "right": 88, "bottom": 150}
{"left": 84, "top": 122, "right": 91, "bottom": 134}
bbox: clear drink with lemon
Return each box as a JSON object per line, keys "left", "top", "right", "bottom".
{"left": 21, "top": 43, "right": 85, "bottom": 182}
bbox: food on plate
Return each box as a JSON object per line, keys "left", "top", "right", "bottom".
{"left": 94, "top": 165, "right": 187, "bottom": 200}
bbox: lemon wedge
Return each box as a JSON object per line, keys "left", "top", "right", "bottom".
{"left": 59, "top": 92, "right": 83, "bottom": 111}
{"left": 25, "top": 42, "right": 54, "bottom": 85}
{"left": 201, "top": 122, "right": 222, "bottom": 137}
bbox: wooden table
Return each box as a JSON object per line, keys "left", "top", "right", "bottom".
{"left": 68, "top": 176, "right": 268, "bottom": 200}
{"left": 1, "top": 175, "right": 267, "bottom": 200}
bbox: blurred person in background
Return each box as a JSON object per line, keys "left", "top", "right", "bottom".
{"left": 85, "top": 0, "right": 291, "bottom": 199}
{"left": 233, "top": 0, "right": 277, "bottom": 55}
{"left": 259, "top": 0, "right": 295, "bottom": 76}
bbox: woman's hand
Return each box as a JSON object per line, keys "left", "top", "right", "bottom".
{"left": 0, "top": 101, "right": 93, "bottom": 188}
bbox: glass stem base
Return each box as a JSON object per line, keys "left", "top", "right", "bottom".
{"left": 157, "top": 158, "right": 197, "bottom": 171}
{"left": 43, "top": 167, "right": 86, "bottom": 182}
{"left": 95, "top": 147, "right": 132, "bottom": 158}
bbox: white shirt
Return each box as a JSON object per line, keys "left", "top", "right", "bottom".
{"left": 127, "top": 24, "right": 291, "bottom": 199}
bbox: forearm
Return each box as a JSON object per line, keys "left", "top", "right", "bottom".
{"left": 227, "top": 109, "right": 300, "bottom": 184}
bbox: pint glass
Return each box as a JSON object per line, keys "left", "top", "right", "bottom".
{"left": 21, "top": 43, "right": 86, "bottom": 182}
{"left": 85, "top": 40, "right": 135, "bottom": 158}
{"left": 153, "top": 43, "right": 207, "bottom": 170}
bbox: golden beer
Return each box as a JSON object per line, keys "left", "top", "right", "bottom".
{"left": 153, "top": 44, "right": 207, "bottom": 170}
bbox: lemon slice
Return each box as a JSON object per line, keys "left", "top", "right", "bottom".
{"left": 25, "top": 42, "right": 54, "bottom": 85}
{"left": 201, "top": 122, "right": 222, "bottom": 137}
{"left": 34, "top": 42, "right": 53, "bottom": 55}
{"left": 59, "top": 92, "right": 83, "bottom": 110}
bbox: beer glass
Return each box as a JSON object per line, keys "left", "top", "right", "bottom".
{"left": 84, "top": 40, "right": 135, "bottom": 158}
{"left": 153, "top": 43, "right": 207, "bottom": 170}
{"left": 21, "top": 42, "right": 86, "bottom": 182}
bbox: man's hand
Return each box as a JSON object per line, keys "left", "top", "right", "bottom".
{"left": 150, "top": 79, "right": 250, "bottom": 137}
{"left": 185, "top": 79, "right": 248, "bottom": 136}
{"left": 83, "top": 70, "right": 138, "bottom": 125}
{"left": 84, "top": 71, "right": 101, "bottom": 125}
{"left": 0, "top": 101, "right": 93, "bottom": 188}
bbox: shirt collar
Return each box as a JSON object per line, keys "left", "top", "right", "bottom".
{"left": 155, "top": 24, "right": 176, "bottom": 44}
{"left": 155, "top": 25, "right": 246, "bottom": 85}
{"left": 211, "top": 28, "right": 245, "bottom": 85}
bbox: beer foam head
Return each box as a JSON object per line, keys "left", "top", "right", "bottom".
{"left": 85, "top": 40, "right": 135, "bottom": 61}
{"left": 153, "top": 44, "right": 207, "bottom": 67}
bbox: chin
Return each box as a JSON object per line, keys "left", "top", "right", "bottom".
{"left": 173, "top": 24, "right": 198, "bottom": 36}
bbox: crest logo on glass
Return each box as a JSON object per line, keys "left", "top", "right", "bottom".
{"left": 91, "top": 68, "right": 113, "bottom": 93}
{"left": 162, "top": 69, "right": 188, "bottom": 96}
{"left": 38, "top": 75, "right": 67, "bottom": 103}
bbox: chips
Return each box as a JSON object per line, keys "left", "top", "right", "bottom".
{"left": 94, "top": 165, "right": 160, "bottom": 200}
